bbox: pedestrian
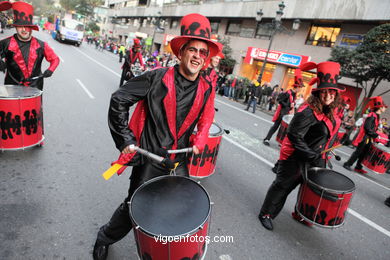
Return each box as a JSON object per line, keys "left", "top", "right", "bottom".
{"left": 229, "top": 76, "right": 237, "bottom": 99}
{"left": 343, "top": 96, "right": 387, "bottom": 174}
{"left": 234, "top": 78, "right": 244, "bottom": 101}
{"left": 119, "top": 38, "right": 145, "bottom": 86}
{"left": 260, "top": 82, "right": 272, "bottom": 109}
{"left": 0, "top": 2, "right": 59, "bottom": 90}
{"left": 92, "top": 13, "right": 219, "bottom": 260}
{"left": 258, "top": 61, "right": 343, "bottom": 231}
{"left": 118, "top": 44, "right": 126, "bottom": 63}
{"left": 263, "top": 70, "right": 304, "bottom": 146}
{"left": 245, "top": 80, "right": 261, "bottom": 113}
{"left": 205, "top": 42, "right": 224, "bottom": 89}
{"left": 268, "top": 85, "right": 279, "bottom": 111}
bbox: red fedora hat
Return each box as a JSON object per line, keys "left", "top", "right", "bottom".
{"left": 11, "top": 2, "right": 39, "bottom": 31}
{"left": 170, "top": 13, "right": 219, "bottom": 60}
{"left": 301, "top": 61, "right": 345, "bottom": 92}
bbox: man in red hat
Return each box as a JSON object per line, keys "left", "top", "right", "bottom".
{"left": 93, "top": 13, "right": 218, "bottom": 260}
{"left": 0, "top": 2, "right": 59, "bottom": 90}
{"left": 119, "top": 38, "right": 145, "bottom": 86}
{"left": 258, "top": 61, "right": 344, "bottom": 230}
{"left": 263, "top": 69, "right": 304, "bottom": 146}
{"left": 343, "top": 96, "right": 387, "bottom": 174}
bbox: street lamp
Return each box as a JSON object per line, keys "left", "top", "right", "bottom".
{"left": 150, "top": 11, "right": 163, "bottom": 52}
{"left": 255, "top": 1, "right": 301, "bottom": 84}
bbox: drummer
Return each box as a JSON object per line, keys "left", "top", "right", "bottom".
{"left": 258, "top": 61, "right": 343, "bottom": 230}
{"left": 343, "top": 96, "right": 387, "bottom": 174}
{"left": 93, "top": 13, "right": 219, "bottom": 260}
{"left": 204, "top": 41, "right": 224, "bottom": 89}
{"left": 263, "top": 69, "right": 304, "bottom": 146}
{"left": 119, "top": 38, "right": 145, "bottom": 87}
{"left": 0, "top": 2, "right": 59, "bottom": 90}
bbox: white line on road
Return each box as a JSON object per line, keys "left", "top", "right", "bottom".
{"left": 58, "top": 55, "right": 64, "bottom": 63}
{"left": 223, "top": 134, "right": 390, "bottom": 238}
{"left": 73, "top": 47, "right": 121, "bottom": 77}
{"left": 76, "top": 79, "right": 95, "bottom": 99}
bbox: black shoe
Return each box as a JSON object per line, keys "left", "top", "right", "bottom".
{"left": 385, "top": 197, "right": 390, "bottom": 207}
{"left": 343, "top": 163, "right": 352, "bottom": 171}
{"left": 258, "top": 214, "right": 273, "bottom": 230}
{"left": 263, "top": 139, "right": 270, "bottom": 146}
{"left": 93, "top": 242, "right": 109, "bottom": 260}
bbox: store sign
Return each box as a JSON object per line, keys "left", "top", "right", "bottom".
{"left": 244, "top": 47, "right": 310, "bottom": 67}
{"left": 339, "top": 34, "right": 364, "bottom": 48}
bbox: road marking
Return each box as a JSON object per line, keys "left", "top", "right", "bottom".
{"left": 58, "top": 55, "right": 64, "bottom": 63}
{"left": 76, "top": 79, "right": 95, "bottom": 99}
{"left": 219, "top": 255, "right": 233, "bottom": 260}
{"left": 223, "top": 134, "right": 390, "bottom": 238}
{"left": 73, "top": 47, "right": 121, "bottom": 77}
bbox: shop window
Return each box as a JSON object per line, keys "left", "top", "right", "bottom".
{"left": 255, "top": 61, "right": 276, "bottom": 85}
{"left": 306, "top": 24, "right": 341, "bottom": 47}
{"left": 240, "top": 27, "right": 255, "bottom": 38}
{"left": 226, "top": 21, "right": 241, "bottom": 36}
{"left": 210, "top": 22, "right": 219, "bottom": 34}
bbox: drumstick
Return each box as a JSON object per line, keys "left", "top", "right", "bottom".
{"left": 330, "top": 150, "right": 341, "bottom": 161}
{"left": 167, "top": 147, "right": 193, "bottom": 154}
{"left": 321, "top": 144, "right": 343, "bottom": 154}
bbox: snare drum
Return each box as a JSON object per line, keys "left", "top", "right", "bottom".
{"left": 130, "top": 176, "right": 211, "bottom": 260}
{"left": 276, "top": 114, "right": 293, "bottom": 144}
{"left": 296, "top": 167, "right": 355, "bottom": 228}
{"left": 0, "top": 85, "right": 43, "bottom": 150}
{"left": 188, "top": 123, "right": 223, "bottom": 178}
{"left": 362, "top": 143, "right": 390, "bottom": 174}
{"left": 333, "top": 128, "right": 346, "bottom": 146}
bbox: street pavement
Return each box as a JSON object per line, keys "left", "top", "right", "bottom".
{"left": 0, "top": 29, "right": 389, "bottom": 260}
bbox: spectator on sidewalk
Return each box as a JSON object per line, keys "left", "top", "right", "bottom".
{"left": 260, "top": 82, "right": 273, "bottom": 109}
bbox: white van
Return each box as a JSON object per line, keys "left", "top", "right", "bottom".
{"left": 55, "top": 19, "right": 84, "bottom": 46}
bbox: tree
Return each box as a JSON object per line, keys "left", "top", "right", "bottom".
{"left": 218, "top": 37, "right": 236, "bottom": 74}
{"left": 330, "top": 23, "right": 390, "bottom": 116}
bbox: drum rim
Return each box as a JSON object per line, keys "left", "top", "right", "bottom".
{"left": 0, "top": 85, "right": 42, "bottom": 99}
{"left": 129, "top": 175, "right": 211, "bottom": 238}
{"left": 306, "top": 167, "right": 356, "bottom": 194}
{"left": 193, "top": 122, "right": 224, "bottom": 137}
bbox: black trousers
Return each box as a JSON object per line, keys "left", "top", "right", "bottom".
{"left": 265, "top": 116, "right": 283, "bottom": 141}
{"left": 95, "top": 162, "right": 189, "bottom": 246}
{"left": 260, "top": 159, "right": 325, "bottom": 219}
{"left": 345, "top": 139, "right": 371, "bottom": 169}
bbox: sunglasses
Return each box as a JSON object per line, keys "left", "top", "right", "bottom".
{"left": 185, "top": 46, "right": 209, "bottom": 59}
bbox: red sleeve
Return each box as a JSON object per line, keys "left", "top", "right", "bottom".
{"left": 137, "top": 52, "right": 145, "bottom": 67}
{"left": 192, "top": 87, "right": 215, "bottom": 150}
{"left": 43, "top": 42, "right": 60, "bottom": 72}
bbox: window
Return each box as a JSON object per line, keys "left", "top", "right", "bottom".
{"left": 306, "top": 24, "right": 341, "bottom": 47}
{"left": 226, "top": 21, "right": 241, "bottom": 36}
{"left": 240, "top": 27, "right": 255, "bottom": 38}
{"left": 210, "top": 22, "right": 219, "bottom": 34}
{"left": 170, "top": 19, "right": 179, "bottom": 29}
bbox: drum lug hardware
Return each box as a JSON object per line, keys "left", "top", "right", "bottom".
{"left": 135, "top": 225, "right": 140, "bottom": 230}
{"left": 210, "top": 202, "right": 214, "bottom": 205}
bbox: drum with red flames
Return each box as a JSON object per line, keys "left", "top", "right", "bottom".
{"left": 0, "top": 85, "right": 43, "bottom": 150}
{"left": 188, "top": 123, "right": 223, "bottom": 178}
{"left": 362, "top": 143, "right": 390, "bottom": 174}
{"left": 296, "top": 167, "right": 355, "bottom": 228}
{"left": 130, "top": 176, "right": 211, "bottom": 260}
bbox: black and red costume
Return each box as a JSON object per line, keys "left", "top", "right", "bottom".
{"left": 259, "top": 61, "right": 345, "bottom": 230}
{"left": 343, "top": 111, "right": 380, "bottom": 171}
{"left": 95, "top": 65, "right": 215, "bottom": 247}
{"left": 260, "top": 103, "right": 341, "bottom": 218}
{"left": 119, "top": 47, "right": 144, "bottom": 86}
{"left": 0, "top": 34, "right": 59, "bottom": 90}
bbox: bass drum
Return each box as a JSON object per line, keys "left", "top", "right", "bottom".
{"left": 0, "top": 85, "right": 44, "bottom": 150}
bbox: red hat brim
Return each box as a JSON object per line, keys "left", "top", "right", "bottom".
{"left": 13, "top": 24, "right": 39, "bottom": 31}
{"left": 0, "top": 1, "right": 11, "bottom": 11}
{"left": 170, "top": 35, "right": 219, "bottom": 61}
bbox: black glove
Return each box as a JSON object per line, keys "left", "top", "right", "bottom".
{"left": 0, "top": 59, "right": 6, "bottom": 72}
{"left": 43, "top": 69, "right": 53, "bottom": 78}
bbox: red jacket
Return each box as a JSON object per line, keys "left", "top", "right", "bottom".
{"left": 352, "top": 112, "right": 379, "bottom": 146}
{"left": 110, "top": 66, "right": 215, "bottom": 174}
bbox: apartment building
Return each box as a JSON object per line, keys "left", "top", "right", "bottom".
{"left": 101, "top": 0, "right": 390, "bottom": 110}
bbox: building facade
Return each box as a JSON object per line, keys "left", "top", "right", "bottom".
{"left": 101, "top": 0, "right": 390, "bottom": 112}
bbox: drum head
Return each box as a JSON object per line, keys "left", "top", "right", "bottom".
{"left": 0, "top": 85, "right": 42, "bottom": 99}
{"left": 209, "top": 123, "right": 223, "bottom": 136}
{"left": 307, "top": 167, "right": 355, "bottom": 193}
{"left": 130, "top": 176, "right": 210, "bottom": 237}
{"left": 374, "top": 143, "right": 390, "bottom": 153}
